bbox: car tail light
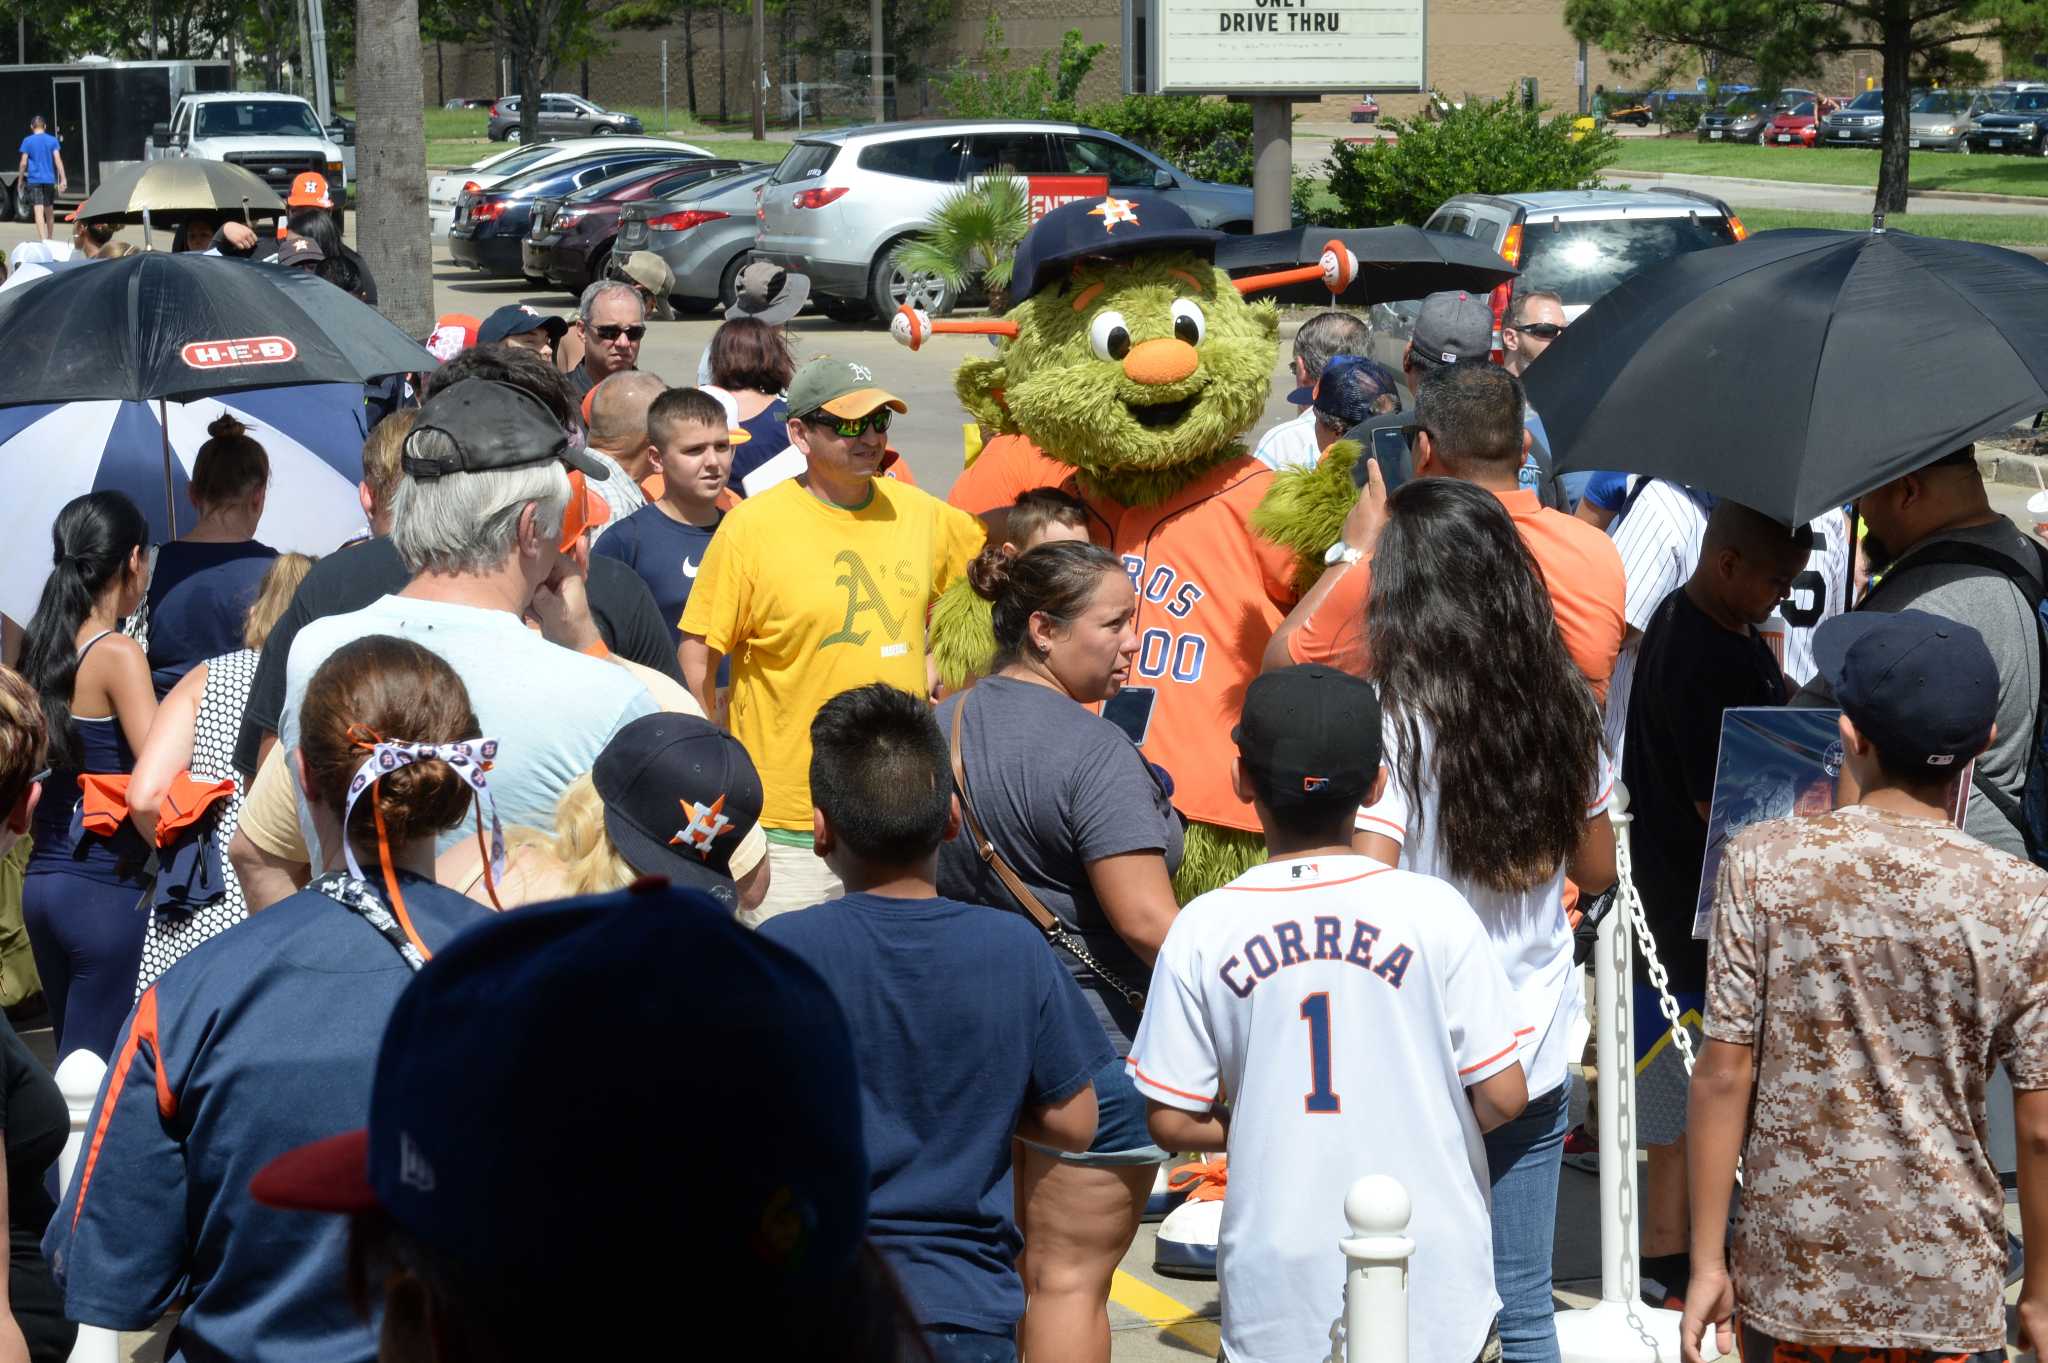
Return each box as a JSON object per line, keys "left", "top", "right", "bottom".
{"left": 648, "top": 209, "right": 729, "bottom": 232}
{"left": 791, "top": 185, "right": 849, "bottom": 210}
{"left": 461, "top": 180, "right": 480, "bottom": 195}
{"left": 469, "top": 198, "right": 507, "bottom": 223}
{"left": 1489, "top": 223, "right": 1522, "bottom": 362}
{"left": 1727, "top": 213, "right": 1748, "bottom": 241}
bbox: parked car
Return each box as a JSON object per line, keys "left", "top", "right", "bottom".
{"left": 1964, "top": 87, "right": 2048, "bottom": 154}
{"left": 1372, "top": 189, "right": 1745, "bottom": 368}
{"left": 1819, "top": 88, "right": 1890, "bottom": 146}
{"left": 1908, "top": 89, "right": 1993, "bottom": 152}
{"left": 448, "top": 147, "right": 704, "bottom": 278}
{"left": 615, "top": 165, "right": 776, "bottom": 312}
{"left": 444, "top": 97, "right": 495, "bottom": 110}
{"left": 524, "top": 157, "right": 750, "bottom": 296}
{"left": 751, "top": 119, "right": 1256, "bottom": 321}
{"left": 1350, "top": 96, "right": 1379, "bottom": 124}
{"left": 148, "top": 91, "right": 349, "bottom": 201}
{"left": 430, "top": 135, "right": 712, "bottom": 239}
{"left": 487, "top": 93, "right": 644, "bottom": 143}
{"left": 1763, "top": 98, "right": 1839, "bottom": 147}
{"left": 1698, "top": 88, "right": 1816, "bottom": 143}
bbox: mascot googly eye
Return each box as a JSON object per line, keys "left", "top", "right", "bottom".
{"left": 1088, "top": 311, "right": 1133, "bottom": 362}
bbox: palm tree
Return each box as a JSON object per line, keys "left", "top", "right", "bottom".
{"left": 895, "top": 175, "right": 1033, "bottom": 315}
{"left": 353, "top": 0, "right": 432, "bottom": 335}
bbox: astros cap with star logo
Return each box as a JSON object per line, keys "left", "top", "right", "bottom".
{"left": 591, "top": 713, "right": 766, "bottom": 911}
{"left": 1008, "top": 192, "right": 1224, "bottom": 306}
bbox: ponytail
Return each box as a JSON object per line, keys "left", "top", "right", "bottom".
{"left": 19, "top": 492, "right": 149, "bottom": 769}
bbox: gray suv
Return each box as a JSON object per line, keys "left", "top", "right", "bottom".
{"left": 751, "top": 119, "right": 1256, "bottom": 322}
{"left": 1819, "top": 88, "right": 1889, "bottom": 147}
{"left": 488, "top": 94, "right": 644, "bottom": 143}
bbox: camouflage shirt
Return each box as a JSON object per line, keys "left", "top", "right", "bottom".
{"left": 1704, "top": 805, "right": 2048, "bottom": 1350}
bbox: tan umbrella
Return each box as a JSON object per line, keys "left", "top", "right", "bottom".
{"left": 76, "top": 160, "right": 286, "bottom": 242}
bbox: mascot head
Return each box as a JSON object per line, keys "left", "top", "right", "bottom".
{"left": 893, "top": 194, "right": 1357, "bottom": 506}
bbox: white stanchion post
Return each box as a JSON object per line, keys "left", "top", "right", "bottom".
{"left": 1338, "top": 1174, "right": 1413, "bottom": 1363}
{"left": 54, "top": 1051, "right": 118, "bottom": 1363}
{"left": 1553, "top": 783, "right": 1719, "bottom": 1363}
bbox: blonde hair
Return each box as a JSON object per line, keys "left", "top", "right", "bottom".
{"left": 98, "top": 241, "right": 139, "bottom": 259}
{"left": 0, "top": 665, "right": 46, "bottom": 814}
{"left": 360, "top": 409, "right": 416, "bottom": 510}
{"left": 244, "top": 552, "right": 314, "bottom": 651}
{"left": 548, "top": 773, "right": 637, "bottom": 895}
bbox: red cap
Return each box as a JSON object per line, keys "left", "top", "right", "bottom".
{"left": 425, "top": 313, "right": 480, "bottom": 363}
{"left": 287, "top": 172, "right": 333, "bottom": 209}
{"left": 250, "top": 1128, "right": 375, "bottom": 1214}
{"left": 558, "top": 467, "right": 610, "bottom": 552}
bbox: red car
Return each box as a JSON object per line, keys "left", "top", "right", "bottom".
{"left": 522, "top": 158, "right": 747, "bottom": 295}
{"left": 1763, "top": 97, "right": 1840, "bottom": 147}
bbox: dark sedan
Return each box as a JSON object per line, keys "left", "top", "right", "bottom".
{"left": 447, "top": 147, "right": 706, "bottom": 278}
{"left": 1698, "top": 88, "right": 1815, "bottom": 143}
{"left": 1965, "top": 87, "right": 2048, "bottom": 154}
{"left": 523, "top": 158, "right": 750, "bottom": 297}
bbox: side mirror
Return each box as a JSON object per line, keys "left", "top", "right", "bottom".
{"left": 150, "top": 122, "right": 170, "bottom": 146}
{"left": 1152, "top": 167, "right": 1174, "bottom": 190}
{"left": 327, "top": 123, "right": 355, "bottom": 146}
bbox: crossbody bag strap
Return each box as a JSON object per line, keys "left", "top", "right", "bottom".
{"left": 949, "top": 695, "right": 1061, "bottom": 935}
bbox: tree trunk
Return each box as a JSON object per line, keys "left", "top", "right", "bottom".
{"left": 520, "top": 49, "right": 545, "bottom": 142}
{"left": 1876, "top": 17, "right": 1913, "bottom": 216}
{"left": 683, "top": 8, "right": 697, "bottom": 117}
{"left": 355, "top": 0, "right": 433, "bottom": 335}
{"left": 717, "top": 8, "right": 727, "bottom": 122}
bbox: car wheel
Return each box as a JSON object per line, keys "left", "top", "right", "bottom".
{"left": 586, "top": 244, "right": 612, "bottom": 290}
{"left": 593, "top": 125, "right": 615, "bottom": 136}
{"left": 869, "top": 243, "right": 956, "bottom": 320}
{"left": 821, "top": 297, "right": 873, "bottom": 324}
{"left": 505, "top": 128, "right": 522, "bottom": 145}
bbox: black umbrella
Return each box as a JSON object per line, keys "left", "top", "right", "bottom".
{"left": 1217, "top": 226, "right": 1518, "bottom": 303}
{"left": 0, "top": 251, "right": 432, "bottom": 406}
{"left": 1524, "top": 228, "right": 2048, "bottom": 526}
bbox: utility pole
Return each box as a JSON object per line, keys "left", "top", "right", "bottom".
{"left": 306, "top": 0, "right": 333, "bottom": 122}
{"left": 294, "top": 0, "right": 312, "bottom": 97}
{"left": 869, "top": 0, "right": 884, "bottom": 122}
{"left": 750, "top": 0, "right": 765, "bottom": 138}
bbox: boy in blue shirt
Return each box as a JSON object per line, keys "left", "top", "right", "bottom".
{"left": 17, "top": 116, "right": 64, "bottom": 241}
{"left": 760, "top": 684, "right": 1111, "bottom": 1363}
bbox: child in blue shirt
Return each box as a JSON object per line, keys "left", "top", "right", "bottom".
{"left": 17, "top": 116, "right": 64, "bottom": 241}
{"left": 761, "top": 683, "right": 1111, "bottom": 1363}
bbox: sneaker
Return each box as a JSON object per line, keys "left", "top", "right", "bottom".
{"left": 1142, "top": 1163, "right": 1183, "bottom": 1223}
{"left": 1562, "top": 1122, "right": 1598, "bottom": 1175}
{"left": 1153, "top": 1157, "right": 1226, "bottom": 1279}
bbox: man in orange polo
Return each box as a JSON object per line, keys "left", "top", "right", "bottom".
{"left": 1265, "top": 360, "right": 1625, "bottom": 702}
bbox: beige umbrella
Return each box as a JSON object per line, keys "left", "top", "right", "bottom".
{"left": 76, "top": 160, "right": 286, "bottom": 246}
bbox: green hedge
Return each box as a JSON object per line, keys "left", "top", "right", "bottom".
{"left": 1078, "top": 95, "right": 1256, "bottom": 185}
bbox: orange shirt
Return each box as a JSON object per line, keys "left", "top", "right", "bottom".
{"left": 1290, "top": 487, "right": 1625, "bottom": 702}
{"left": 946, "top": 433, "right": 1077, "bottom": 516}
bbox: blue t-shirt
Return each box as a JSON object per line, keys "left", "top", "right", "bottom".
{"left": 730, "top": 398, "right": 792, "bottom": 492}
{"left": 45, "top": 875, "right": 493, "bottom": 1362}
{"left": 145, "top": 539, "right": 278, "bottom": 695}
{"left": 760, "top": 893, "right": 1112, "bottom": 1332}
{"left": 1581, "top": 470, "right": 1633, "bottom": 513}
{"left": 19, "top": 132, "right": 58, "bottom": 185}
{"left": 590, "top": 503, "right": 728, "bottom": 686}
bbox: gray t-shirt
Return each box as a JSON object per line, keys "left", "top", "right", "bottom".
{"left": 936, "top": 677, "right": 1185, "bottom": 1048}
{"left": 1797, "top": 518, "right": 2041, "bottom": 860}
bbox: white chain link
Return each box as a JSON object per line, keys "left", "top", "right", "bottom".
{"left": 1613, "top": 801, "right": 1698, "bottom": 1079}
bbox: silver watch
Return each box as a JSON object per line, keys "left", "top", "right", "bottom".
{"left": 1324, "top": 540, "right": 1364, "bottom": 567}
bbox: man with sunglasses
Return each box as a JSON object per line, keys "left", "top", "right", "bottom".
{"left": 1500, "top": 291, "right": 1567, "bottom": 378}
{"left": 567, "top": 280, "right": 648, "bottom": 402}
{"left": 681, "top": 359, "right": 985, "bottom": 923}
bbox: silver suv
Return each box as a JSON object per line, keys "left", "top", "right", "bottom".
{"left": 1370, "top": 188, "right": 1743, "bottom": 365}
{"left": 488, "top": 94, "right": 643, "bottom": 143}
{"left": 751, "top": 119, "right": 1256, "bottom": 322}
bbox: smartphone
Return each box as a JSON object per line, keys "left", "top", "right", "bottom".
{"left": 1102, "top": 687, "right": 1157, "bottom": 747}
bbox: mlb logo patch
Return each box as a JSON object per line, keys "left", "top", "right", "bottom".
{"left": 1302, "top": 775, "right": 1329, "bottom": 793}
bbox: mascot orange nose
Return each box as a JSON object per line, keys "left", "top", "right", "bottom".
{"left": 1123, "top": 337, "right": 1199, "bottom": 386}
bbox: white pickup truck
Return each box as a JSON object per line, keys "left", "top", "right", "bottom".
{"left": 147, "top": 92, "right": 351, "bottom": 205}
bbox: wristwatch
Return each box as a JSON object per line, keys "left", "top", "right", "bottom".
{"left": 1324, "top": 540, "right": 1364, "bottom": 568}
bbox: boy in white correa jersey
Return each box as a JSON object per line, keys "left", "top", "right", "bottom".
{"left": 1127, "top": 664, "right": 1529, "bottom": 1363}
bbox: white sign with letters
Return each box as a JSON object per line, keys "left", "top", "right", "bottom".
{"left": 1151, "top": 0, "right": 1425, "bottom": 94}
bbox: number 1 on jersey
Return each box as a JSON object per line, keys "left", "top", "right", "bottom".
{"left": 1300, "top": 992, "right": 1340, "bottom": 1113}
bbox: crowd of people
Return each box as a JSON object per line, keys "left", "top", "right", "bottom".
{"left": 0, "top": 175, "right": 2041, "bottom": 1363}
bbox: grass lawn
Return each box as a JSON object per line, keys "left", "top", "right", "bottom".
{"left": 1738, "top": 207, "right": 2048, "bottom": 245}
{"left": 1608, "top": 138, "right": 2048, "bottom": 197}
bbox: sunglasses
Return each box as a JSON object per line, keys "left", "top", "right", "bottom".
{"left": 591, "top": 324, "right": 646, "bottom": 343}
{"left": 1512, "top": 322, "right": 1565, "bottom": 339}
{"left": 28, "top": 767, "right": 48, "bottom": 788}
{"left": 810, "top": 410, "right": 892, "bottom": 438}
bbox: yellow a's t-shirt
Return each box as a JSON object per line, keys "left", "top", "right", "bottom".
{"left": 680, "top": 476, "right": 985, "bottom": 829}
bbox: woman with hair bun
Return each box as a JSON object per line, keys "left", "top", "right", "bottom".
{"left": 18, "top": 491, "right": 155, "bottom": 1064}
{"left": 935, "top": 539, "right": 1181, "bottom": 1363}
{"left": 43, "top": 633, "right": 499, "bottom": 1363}
{"left": 143, "top": 413, "right": 278, "bottom": 695}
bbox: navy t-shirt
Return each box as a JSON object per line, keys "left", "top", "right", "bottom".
{"left": 145, "top": 539, "right": 277, "bottom": 695}
{"left": 729, "top": 398, "right": 792, "bottom": 492}
{"left": 590, "top": 503, "right": 727, "bottom": 684}
{"left": 760, "top": 893, "right": 1111, "bottom": 1332}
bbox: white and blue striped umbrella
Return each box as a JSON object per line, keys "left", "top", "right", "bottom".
{"left": 0, "top": 383, "right": 370, "bottom": 624}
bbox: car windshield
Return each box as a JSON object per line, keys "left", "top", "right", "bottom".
{"left": 196, "top": 101, "right": 325, "bottom": 139}
{"left": 568, "top": 159, "right": 693, "bottom": 201}
{"left": 1787, "top": 102, "right": 1815, "bottom": 118}
{"left": 1518, "top": 216, "right": 1737, "bottom": 307}
{"left": 1847, "top": 90, "right": 1885, "bottom": 111}
{"left": 1912, "top": 92, "right": 1964, "bottom": 114}
{"left": 2014, "top": 91, "right": 2048, "bottom": 111}
{"left": 482, "top": 146, "right": 555, "bottom": 179}
{"left": 1725, "top": 95, "right": 1768, "bottom": 115}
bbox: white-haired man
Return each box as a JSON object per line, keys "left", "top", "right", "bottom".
{"left": 569, "top": 279, "right": 646, "bottom": 401}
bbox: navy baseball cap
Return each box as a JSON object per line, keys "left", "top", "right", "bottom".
{"left": 1233, "top": 664, "right": 1384, "bottom": 807}
{"left": 1008, "top": 193, "right": 1222, "bottom": 306}
{"left": 1313, "top": 355, "right": 1403, "bottom": 429}
{"left": 477, "top": 303, "right": 568, "bottom": 347}
{"left": 592, "top": 712, "right": 764, "bottom": 912}
{"left": 1813, "top": 608, "right": 1998, "bottom": 772}
{"left": 250, "top": 881, "right": 869, "bottom": 1304}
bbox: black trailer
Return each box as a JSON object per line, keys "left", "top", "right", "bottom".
{"left": 0, "top": 59, "right": 231, "bottom": 217}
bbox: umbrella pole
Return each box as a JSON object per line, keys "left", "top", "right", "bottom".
{"left": 141, "top": 207, "right": 151, "bottom": 252}
{"left": 158, "top": 397, "right": 177, "bottom": 538}
{"left": 241, "top": 195, "right": 251, "bottom": 228}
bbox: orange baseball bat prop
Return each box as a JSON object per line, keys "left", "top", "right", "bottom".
{"left": 1232, "top": 239, "right": 1359, "bottom": 297}
{"left": 892, "top": 308, "right": 1020, "bottom": 351}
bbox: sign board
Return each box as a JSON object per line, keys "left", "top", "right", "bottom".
{"left": 1027, "top": 174, "right": 1111, "bottom": 222}
{"left": 1150, "top": 0, "right": 1426, "bottom": 95}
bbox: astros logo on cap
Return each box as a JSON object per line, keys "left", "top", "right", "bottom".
{"left": 1088, "top": 196, "right": 1140, "bottom": 232}
{"left": 670, "top": 795, "right": 731, "bottom": 857}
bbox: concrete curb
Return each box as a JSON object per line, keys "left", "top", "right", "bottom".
{"left": 1620, "top": 167, "right": 2048, "bottom": 208}
{"left": 1979, "top": 442, "right": 2048, "bottom": 491}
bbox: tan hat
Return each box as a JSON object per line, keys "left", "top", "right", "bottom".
{"left": 726, "top": 261, "right": 809, "bottom": 326}
{"left": 612, "top": 251, "right": 676, "bottom": 321}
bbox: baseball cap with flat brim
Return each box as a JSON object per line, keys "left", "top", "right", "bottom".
{"left": 785, "top": 358, "right": 907, "bottom": 422}
{"left": 402, "top": 378, "right": 610, "bottom": 482}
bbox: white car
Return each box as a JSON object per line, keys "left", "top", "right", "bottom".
{"left": 429, "top": 136, "right": 712, "bottom": 239}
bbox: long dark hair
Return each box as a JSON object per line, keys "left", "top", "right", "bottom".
{"left": 1367, "top": 479, "right": 1601, "bottom": 893}
{"left": 19, "top": 492, "right": 149, "bottom": 769}
{"left": 968, "top": 539, "right": 1124, "bottom": 669}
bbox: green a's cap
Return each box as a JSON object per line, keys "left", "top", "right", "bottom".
{"left": 786, "top": 357, "right": 908, "bottom": 422}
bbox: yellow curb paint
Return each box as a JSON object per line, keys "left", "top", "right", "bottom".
{"left": 1110, "top": 1269, "right": 1220, "bottom": 1353}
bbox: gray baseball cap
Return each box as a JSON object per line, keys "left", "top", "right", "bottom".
{"left": 1410, "top": 291, "right": 1494, "bottom": 366}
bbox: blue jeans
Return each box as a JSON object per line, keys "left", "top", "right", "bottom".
{"left": 924, "top": 1328, "right": 1016, "bottom": 1363}
{"left": 1483, "top": 1083, "right": 1568, "bottom": 1363}
{"left": 1018, "top": 1053, "right": 1169, "bottom": 1167}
